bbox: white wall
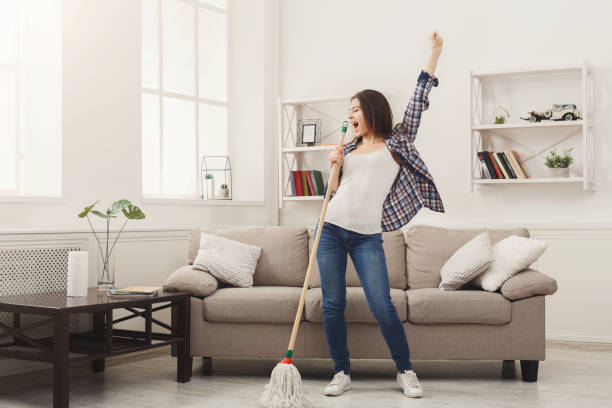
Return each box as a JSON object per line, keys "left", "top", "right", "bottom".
{"left": 278, "top": 0, "right": 612, "bottom": 343}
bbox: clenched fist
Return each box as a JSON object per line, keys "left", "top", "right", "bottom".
{"left": 329, "top": 146, "right": 344, "bottom": 168}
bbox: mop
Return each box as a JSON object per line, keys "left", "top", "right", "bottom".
{"left": 258, "top": 121, "right": 349, "bottom": 408}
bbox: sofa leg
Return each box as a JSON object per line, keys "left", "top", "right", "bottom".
{"left": 202, "top": 357, "right": 212, "bottom": 375}
{"left": 503, "top": 360, "right": 514, "bottom": 364}
{"left": 520, "top": 360, "right": 539, "bottom": 382}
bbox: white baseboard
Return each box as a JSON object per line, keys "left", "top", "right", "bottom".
{"left": 546, "top": 333, "right": 612, "bottom": 344}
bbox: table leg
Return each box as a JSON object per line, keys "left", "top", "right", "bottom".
{"left": 174, "top": 297, "right": 192, "bottom": 383}
{"left": 53, "top": 312, "right": 69, "bottom": 408}
{"left": 92, "top": 312, "right": 105, "bottom": 373}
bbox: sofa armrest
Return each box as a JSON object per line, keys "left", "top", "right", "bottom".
{"left": 500, "top": 268, "right": 558, "bottom": 301}
{"left": 163, "top": 265, "right": 218, "bottom": 298}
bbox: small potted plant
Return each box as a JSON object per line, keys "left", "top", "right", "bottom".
{"left": 205, "top": 173, "right": 215, "bottom": 199}
{"left": 544, "top": 147, "right": 574, "bottom": 177}
{"left": 218, "top": 183, "right": 229, "bottom": 198}
{"left": 494, "top": 105, "right": 510, "bottom": 124}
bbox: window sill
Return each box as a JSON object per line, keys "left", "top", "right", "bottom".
{"left": 141, "top": 197, "right": 266, "bottom": 206}
{"left": 0, "top": 196, "right": 66, "bottom": 204}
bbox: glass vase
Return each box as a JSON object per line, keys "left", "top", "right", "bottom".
{"left": 97, "top": 251, "right": 116, "bottom": 293}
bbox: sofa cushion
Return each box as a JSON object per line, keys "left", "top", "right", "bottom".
{"left": 163, "top": 265, "right": 218, "bottom": 297}
{"left": 470, "top": 235, "right": 548, "bottom": 292}
{"left": 405, "top": 224, "right": 530, "bottom": 289}
{"left": 203, "top": 286, "right": 304, "bottom": 323}
{"left": 188, "top": 227, "right": 309, "bottom": 287}
{"left": 305, "top": 287, "right": 407, "bottom": 323}
{"left": 307, "top": 228, "right": 406, "bottom": 289}
{"left": 439, "top": 231, "right": 494, "bottom": 291}
{"left": 406, "top": 288, "right": 511, "bottom": 325}
{"left": 193, "top": 232, "right": 262, "bottom": 288}
{"left": 500, "top": 268, "right": 558, "bottom": 300}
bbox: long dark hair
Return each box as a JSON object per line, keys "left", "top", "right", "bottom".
{"left": 348, "top": 89, "right": 404, "bottom": 166}
{"left": 350, "top": 89, "right": 393, "bottom": 142}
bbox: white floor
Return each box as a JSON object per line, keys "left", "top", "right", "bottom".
{"left": 0, "top": 341, "right": 610, "bottom": 407}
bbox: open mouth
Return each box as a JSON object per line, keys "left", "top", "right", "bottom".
{"left": 351, "top": 121, "right": 359, "bottom": 131}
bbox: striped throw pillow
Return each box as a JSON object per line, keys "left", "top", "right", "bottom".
{"left": 193, "top": 232, "right": 262, "bottom": 288}
{"left": 439, "top": 231, "right": 494, "bottom": 291}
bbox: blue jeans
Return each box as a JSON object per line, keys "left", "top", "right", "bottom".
{"left": 313, "top": 220, "right": 412, "bottom": 375}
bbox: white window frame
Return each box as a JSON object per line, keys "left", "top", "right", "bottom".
{"left": 140, "top": 0, "right": 230, "bottom": 201}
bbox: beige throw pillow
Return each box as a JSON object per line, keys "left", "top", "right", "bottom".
{"left": 193, "top": 232, "right": 262, "bottom": 288}
{"left": 470, "top": 235, "right": 548, "bottom": 292}
{"left": 439, "top": 231, "right": 494, "bottom": 290}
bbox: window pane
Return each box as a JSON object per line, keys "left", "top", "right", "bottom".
{"left": 141, "top": 0, "right": 159, "bottom": 89}
{"left": 198, "top": 8, "right": 227, "bottom": 101}
{"left": 162, "top": 97, "right": 196, "bottom": 196}
{"left": 141, "top": 94, "right": 160, "bottom": 195}
{"left": 0, "top": 2, "right": 17, "bottom": 66}
{"left": 0, "top": 70, "right": 16, "bottom": 191}
{"left": 198, "top": 0, "right": 227, "bottom": 10}
{"left": 162, "top": 0, "right": 195, "bottom": 96}
{"left": 199, "top": 103, "right": 227, "bottom": 159}
{"left": 20, "top": 0, "right": 62, "bottom": 196}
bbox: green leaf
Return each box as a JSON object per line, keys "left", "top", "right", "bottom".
{"left": 78, "top": 199, "right": 100, "bottom": 218}
{"left": 108, "top": 199, "right": 131, "bottom": 216}
{"left": 122, "top": 204, "right": 145, "bottom": 220}
{"left": 92, "top": 210, "right": 116, "bottom": 219}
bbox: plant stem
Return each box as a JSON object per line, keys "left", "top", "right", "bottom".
{"left": 87, "top": 215, "right": 108, "bottom": 271}
{"left": 108, "top": 218, "right": 129, "bottom": 260}
{"left": 105, "top": 217, "right": 110, "bottom": 281}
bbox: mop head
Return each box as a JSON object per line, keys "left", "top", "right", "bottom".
{"left": 258, "top": 358, "right": 313, "bottom": 408}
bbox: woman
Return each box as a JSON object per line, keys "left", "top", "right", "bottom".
{"left": 313, "top": 31, "right": 445, "bottom": 399}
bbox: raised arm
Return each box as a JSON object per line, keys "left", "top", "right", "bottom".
{"left": 395, "top": 31, "right": 443, "bottom": 144}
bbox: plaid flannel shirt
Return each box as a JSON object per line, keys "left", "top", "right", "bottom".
{"left": 324, "top": 69, "right": 445, "bottom": 232}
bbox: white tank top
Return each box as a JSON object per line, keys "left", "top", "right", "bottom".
{"left": 325, "top": 146, "right": 400, "bottom": 234}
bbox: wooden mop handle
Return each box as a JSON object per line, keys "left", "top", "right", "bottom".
{"left": 286, "top": 121, "right": 349, "bottom": 355}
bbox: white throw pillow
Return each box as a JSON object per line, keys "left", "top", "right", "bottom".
{"left": 192, "top": 232, "right": 262, "bottom": 288}
{"left": 470, "top": 235, "right": 548, "bottom": 292}
{"left": 439, "top": 231, "right": 494, "bottom": 291}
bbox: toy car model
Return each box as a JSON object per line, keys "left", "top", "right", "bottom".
{"left": 520, "top": 104, "right": 582, "bottom": 122}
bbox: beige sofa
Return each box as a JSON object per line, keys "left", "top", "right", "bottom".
{"left": 164, "top": 224, "right": 558, "bottom": 382}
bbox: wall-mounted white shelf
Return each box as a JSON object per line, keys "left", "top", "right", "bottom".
{"left": 472, "top": 120, "right": 584, "bottom": 131}
{"left": 473, "top": 177, "right": 585, "bottom": 185}
{"left": 283, "top": 195, "right": 325, "bottom": 201}
{"left": 278, "top": 96, "right": 351, "bottom": 208}
{"left": 282, "top": 146, "right": 335, "bottom": 153}
{"left": 469, "top": 61, "right": 595, "bottom": 191}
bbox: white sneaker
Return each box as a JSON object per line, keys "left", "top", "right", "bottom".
{"left": 324, "top": 371, "right": 352, "bottom": 396}
{"left": 396, "top": 369, "right": 424, "bottom": 398}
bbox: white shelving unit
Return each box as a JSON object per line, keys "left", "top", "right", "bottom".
{"left": 278, "top": 96, "right": 351, "bottom": 208}
{"left": 469, "top": 62, "right": 595, "bottom": 191}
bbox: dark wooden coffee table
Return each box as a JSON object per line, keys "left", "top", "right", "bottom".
{"left": 0, "top": 288, "right": 192, "bottom": 408}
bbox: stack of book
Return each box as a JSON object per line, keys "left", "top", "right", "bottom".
{"left": 477, "top": 150, "right": 530, "bottom": 179}
{"left": 289, "top": 170, "right": 325, "bottom": 196}
{"left": 107, "top": 286, "right": 161, "bottom": 298}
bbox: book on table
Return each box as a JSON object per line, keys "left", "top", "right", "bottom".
{"left": 108, "top": 286, "right": 161, "bottom": 296}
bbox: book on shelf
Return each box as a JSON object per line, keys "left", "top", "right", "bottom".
{"left": 300, "top": 171, "right": 310, "bottom": 195}
{"left": 289, "top": 170, "right": 324, "bottom": 196}
{"left": 477, "top": 151, "right": 529, "bottom": 179}
{"left": 108, "top": 286, "right": 161, "bottom": 297}
{"left": 311, "top": 170, "right": 324, "bottom": 195}
{"left": 497, "top": 152, "right": 516, "bottom": 178}
{"left": 306, "top": 171, "right": 315, "bottom": 196}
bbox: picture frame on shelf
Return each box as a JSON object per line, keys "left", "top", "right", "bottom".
{"left": 296, "top": 119, "right": 321, "bottom": 146}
